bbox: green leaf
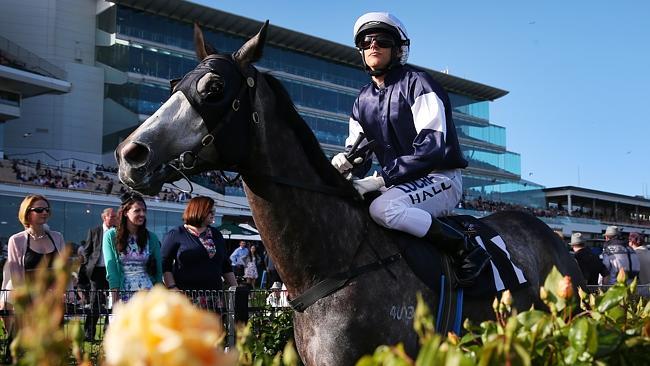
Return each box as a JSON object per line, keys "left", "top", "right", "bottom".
{"left": 586, "top": 320, "right": 599, "bottom": 354}
{"left": 563, "top": 346, "right": 580, "bottom": 365}
{"left": 513, "top": 343, "right": 532, "bottom": 366}
{"left": 477, "top": 341, "right": 498, "bottom": 366}
{"left": 516, "top": 310, "right": 546, "bottom": 328}
{"left": 595, "top": 326, "right": 623, "bottom": 358}
{"left": 597, "top": 285, "right": 627, "bottom": 313}
{"left": 355, "top": 356, "right": 375, "bottom": 366}
{"left": 415, "top": 338, "right": 440, "bottom": 366}
{"left": 569, "top": 318, "right": 590, "bottom": 354}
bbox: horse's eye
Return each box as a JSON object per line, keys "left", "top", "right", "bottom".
{"left": 208, "top": 78, "right": 224, "bottom": 93}
{"left": 197, "top": 73, "right": 224, "bottom": 100}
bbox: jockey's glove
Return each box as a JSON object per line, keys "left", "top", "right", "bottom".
{"left": 352, "top": 171, "right": 385, "bottom": 196}
{"left": 331, "top": 153, "right": 362, "bottom": 174}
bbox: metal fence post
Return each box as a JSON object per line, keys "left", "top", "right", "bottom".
{"left": 224, "top": 285, "right": 250, "bottom": 347}
{"left": 225, "top": 286, "right": 237, "bottom": 347}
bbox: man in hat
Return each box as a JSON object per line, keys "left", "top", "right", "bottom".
{"left": 266, "top": 281, "right": 289, "bottom": 308}
{"left": 570, "top": 232, "right": 608, "bottom": 289}
{"left": 601, "top": 226, "right": 640, "bottom": 285}
{"left": 629, "top": 232, "right": 650, "bottom": 296}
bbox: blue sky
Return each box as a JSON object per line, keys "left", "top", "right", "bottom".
{"left": 197, "top": 1, "right": 650, "bottom": 198}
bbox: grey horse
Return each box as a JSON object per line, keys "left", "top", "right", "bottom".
{"left": 114, "top": 22, "right": 583, "bottom": 366}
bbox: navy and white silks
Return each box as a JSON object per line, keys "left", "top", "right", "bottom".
{"left": 347, "top": 65, "right": 468, "bottom": 238}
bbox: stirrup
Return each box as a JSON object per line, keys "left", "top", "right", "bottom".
{"left": 453, "top": 245, "right": 491, "bottom": 287}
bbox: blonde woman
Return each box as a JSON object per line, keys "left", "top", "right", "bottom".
{"left": 3, "top": 194, "right": 66, "bottom": 290}
{"left": 1, "top": 195, "right": 67, "bottom": 335}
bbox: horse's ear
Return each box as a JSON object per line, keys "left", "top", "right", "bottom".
{"left": 194, "top": 22, "right": 217, "bottom": 60}
{"left": 233, "top": 20, "right": 269, "bottom": 68}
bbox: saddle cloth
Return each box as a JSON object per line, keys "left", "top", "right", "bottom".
{"left": 394, "top": 215, "right": 528, "bottom": 299}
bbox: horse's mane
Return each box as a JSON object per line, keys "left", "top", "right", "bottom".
{"left": 262, "top": 73, "right": 359, "bottom": 197}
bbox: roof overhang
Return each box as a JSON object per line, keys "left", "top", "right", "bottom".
{"left": 0, "top": 65, "right": 71, "bottom": 97}
{"left": 110, "top": 0, "right": 508, "bottom": 101}
{"left": 544, "top": 186, "right": 650, "bottom": 208}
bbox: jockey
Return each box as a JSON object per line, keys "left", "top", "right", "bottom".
{"left": 331, "top": 12, "right": 490, "bottom": 287}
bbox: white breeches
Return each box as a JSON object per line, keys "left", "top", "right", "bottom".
{"left": 368, "top": 169, "right": 463, "bottom": 238}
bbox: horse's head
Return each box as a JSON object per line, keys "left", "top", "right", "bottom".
{"left": 115, "top": 22, "right": 268, "bottom": 195}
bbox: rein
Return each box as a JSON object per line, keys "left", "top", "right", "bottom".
{"left": 289, "top": 218, "right": 401, "bottom": 312}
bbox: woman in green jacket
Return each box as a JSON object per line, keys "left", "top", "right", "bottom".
{"left": 103, "top": 192, "right": 162, "bottom": 303}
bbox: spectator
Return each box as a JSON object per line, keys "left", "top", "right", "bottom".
{"left": 266, "top": 282, "right": 289, "bottom": 307}
{"left": 1, "top": 195, "right": 68, "bottom": 333}
{"left": 263, "top": 251, "right": 281, "bottom": 289}
{"left": 601, "top": 226, "right": 640, "bottom": 285}
{"left": 3, "top": 195, "right": 67, "bottom": 287}
{"left": 229, "top": 241, "right": 249, "bottom": 279}
{"left": 243, "top": 244, "right": 261, "bottom": 288}
{"left": 161, "top": 196, "right": 237, "bottom": 295}
{"left": 629, "top": 232, "right": 650, "bottom": 296}
{"left": 103, "top": 192, "right": 162, "bottom": 304}
{"left": 83, "top": 207, "right": 117, "bottom": 341}
{"left": 569, "top": 232, "right": 608, "bottom": 290}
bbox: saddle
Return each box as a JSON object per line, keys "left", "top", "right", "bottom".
{"left": 391, "top": 215, "right": 528, "bottom": 333}
{"left": 396, "top": 215, "right": 528, "bottom": 298}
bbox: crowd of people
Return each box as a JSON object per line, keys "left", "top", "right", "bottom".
{"left": 460, "top": 196, "right": 650, "bottom": 226}
{"left": 4, "top": 158, "right": 194, "bottom": 203}
{"left": 0, "top": 192, "right": 284, "bottom": 343}
{"left": 4, "top": 158, "right": 648, "bottom": 228}
{"left": 192, "top": 171, "right": 244, "bottom": 195}
{"left": 570, "top": 225, "right": 650, "bottom": 295}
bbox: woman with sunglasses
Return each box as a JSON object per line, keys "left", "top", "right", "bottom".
{"left": 3, "top": 195, "right": 67, "bottom": 289}
{"left": 331, "top": 12, "right": 489, "bottom": 287}
{"left": 103, "top": 192, "right": 162, "bottom": 303}
{"left": 1, "top": 195, "right": 67, "bottom": 342}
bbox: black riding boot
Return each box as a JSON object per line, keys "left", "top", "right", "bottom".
{"left": 424, "top": 216, "right": 491, "bottom": 287}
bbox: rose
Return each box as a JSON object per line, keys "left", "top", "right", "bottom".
{"left": 104, "top": 286, "right": 233, "bottom": 366}
{"left": 558, "top": 275, "right": 574, "bottom": 300}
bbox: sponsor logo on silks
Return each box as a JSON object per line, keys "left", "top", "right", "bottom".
{"left": 393, "top": 175, "right": 437, "bottom": 193}
{"left": 403, "top": 181, "right": 452, "bottom": 205}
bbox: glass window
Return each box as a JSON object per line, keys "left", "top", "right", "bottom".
{"left": 464, "top": 148, "right": 520, "bottom": 176}
{"left": 449, "top": 93, "right": 489, "bottom": 120}
{"left": 456, "top": 122, "right": 506, "bottom": 147}
{"left": 114, "top": 6, "right": 369, "bottom": 89}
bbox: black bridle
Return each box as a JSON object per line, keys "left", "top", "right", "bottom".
{"left": 166, "top": 54, "right": 358, "bottom": 199}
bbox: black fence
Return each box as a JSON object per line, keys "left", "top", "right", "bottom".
{"left": 0, "top": 287, "right": 291, "bottom": 363}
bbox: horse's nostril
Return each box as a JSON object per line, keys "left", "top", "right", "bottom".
{"left": 121, "top": 142, "right": 150, "bottom": 168}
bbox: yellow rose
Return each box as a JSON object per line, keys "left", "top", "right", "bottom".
{"left": 558, "top": 275, "right": 574, "bottom": 300}
{"left": 104, "top": 286, "right": 233, "bottom": 366}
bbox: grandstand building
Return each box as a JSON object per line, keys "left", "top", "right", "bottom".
{"left": 5, "top": 0, "right": 644, "bottom": 246}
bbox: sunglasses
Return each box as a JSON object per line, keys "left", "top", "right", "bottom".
{"left": 120, "top": 191, "right": 144, "bottom": 205}
{"left": 357, "top": 34, "right": 397, "bottom": 50}
{"left": 29, "top": 207, "right": 50, "bottom": 214}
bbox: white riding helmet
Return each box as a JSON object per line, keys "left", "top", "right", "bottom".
{"left": 353, "top": 12, "right": 410, "bottom": 67}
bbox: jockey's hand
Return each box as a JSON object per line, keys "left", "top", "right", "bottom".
{"left": 352, "top": 171, "right": 385, "bottom": 196}
{"left": 331, "top": 153, "right": 362, "bottom": 174}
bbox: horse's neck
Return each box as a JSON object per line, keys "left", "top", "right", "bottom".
{"left": 241, "top": 80, "right": 369, "bottom": 294}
